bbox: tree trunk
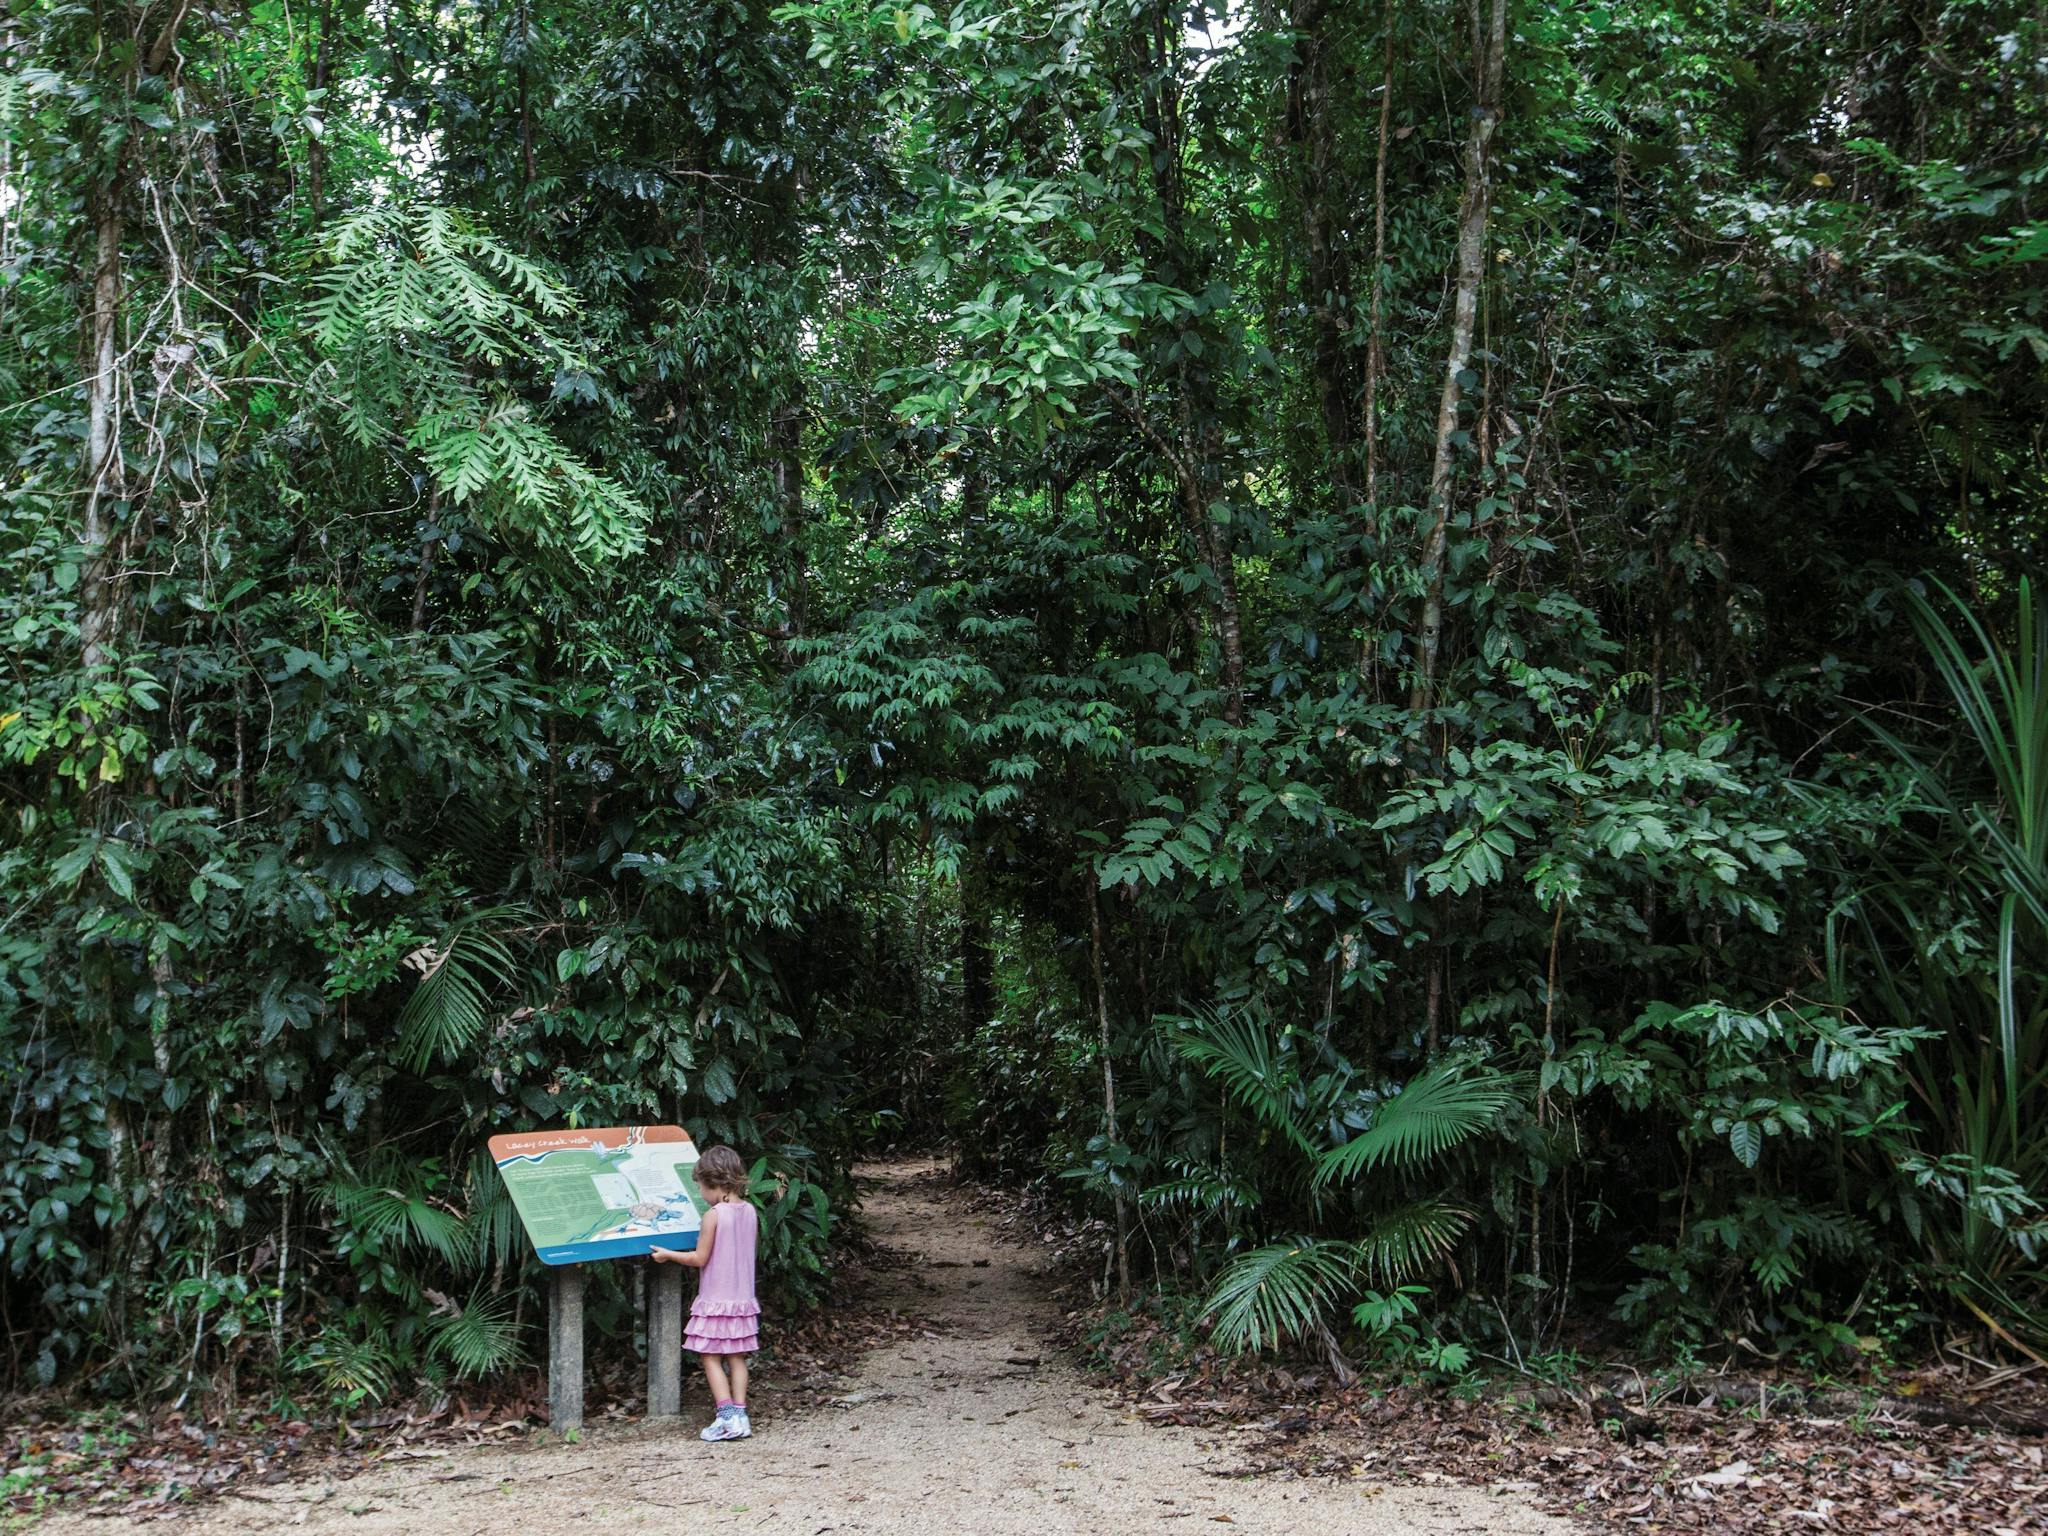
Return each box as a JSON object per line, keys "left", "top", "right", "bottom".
{"left": 1410, "top": 0, "right": 1506, "bottom": 713}
{"left": 1363, "top": 9, "right": 1394, "bottom": 517}
{"left": 1089, "top": 883, "right": 1131, "bottom": 1298}
{"left": 1286, "top": 0, "right": 1350, "bottom": 495}
{"left": 125, "top": 949, "right": 177, "bottom": 1296}
{"left": 1203, "top": 506, "right": 1247, "bottom": 724}
{"left": 307, "top": 0, "right": 335, "bottom": 221}
{"left": 517, "top": 0, "right": 537, "bottom": 188}
{"left": 81, "top": 181, "right": 125, "bottom": 674}
{"left": 1111, "top": 395, "right": 1246, "bottom": 727}
{"left": 1131, "top": 2, "right": 1246, "bottom": 726}
{"left": 960, "top": 859, "right": 992, "bottom": 1033}
{"left": 772, "top": 391, "right": 807, "bottom": 640}
{"left": 410, "top": 486, "right": 442, "bottom": 632}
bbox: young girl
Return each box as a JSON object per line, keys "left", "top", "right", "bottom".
{"left": 650, "top": 1145, "right": 759, "bottom": 1441}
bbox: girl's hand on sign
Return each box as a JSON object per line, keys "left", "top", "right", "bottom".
{"left": 649, "top": 1246, "right": 686, "bottom": 1264}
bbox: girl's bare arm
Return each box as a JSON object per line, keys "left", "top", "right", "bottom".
{"left": 651, "top": 1205, "right": 717, "bottom": 1268}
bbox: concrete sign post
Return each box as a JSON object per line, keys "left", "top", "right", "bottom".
{"left": 547, "top": 1264, "right": 585, "bottom": 1433}
{"left": 645, "top": 1265, "right": 686, "bottom": 1417}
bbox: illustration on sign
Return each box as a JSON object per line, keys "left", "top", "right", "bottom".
{"left": 488, "top": 1125, "right": 704, "bottom": 1265}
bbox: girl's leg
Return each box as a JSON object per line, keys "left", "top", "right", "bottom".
{"left": 728, "top": 1354, "right": 748, "bottom": 1410}
{"left": 701, "top": 1352, "right": 732, "bottom": 1408}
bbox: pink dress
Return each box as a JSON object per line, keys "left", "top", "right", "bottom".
{"left": 686, "top": 1199, "right": 760, "bottom": 1355}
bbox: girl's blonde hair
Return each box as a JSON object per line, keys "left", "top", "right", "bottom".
{"left": 694, "top": 1144, "right": 748, "bottom": 1196}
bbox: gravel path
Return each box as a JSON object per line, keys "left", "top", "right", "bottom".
{"left": 46, "top": 1161, "right": 1573, "bottom": 1534}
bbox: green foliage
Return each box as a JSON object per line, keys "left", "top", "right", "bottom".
{"left": 1352, "top": 1201, "right": 1480, "bottom": 1288}
{"left": 1836, "top": 576, "right": 2048, "bottom": 1330}
{"left": 1166, "top": 1007, "right": 1321, "bottom": 1155}
{"left": 1353, "top": 1286, "right": 1476, "bottom": 1381}
{"left": 1314, "top": 1062, "right": 1521, "bottom": 1184}
{"left": 2, "top": 0, "right": 2044, "bottom": 1410}
{"left": 1205, "top": 1240, "right": 1360, "bottom": 1356}
{"left": 424, "top": 1287, "right": 528, "bottom": 1382}
{"left": 748, "top": 1156, "right": 837, "bottom": 1311}
{"left": 312, "top": 198, "right": 651, "bottom": 563}
{"left": 0, "top": 0, "right": 861, "bottom": 1403}
{"left": 394, "top": 908, "right": 527, "bottom": 1072}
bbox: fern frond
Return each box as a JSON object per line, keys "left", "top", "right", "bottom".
{"left": 311, "top": 195, "right": 648, "bottom": 562}
{"left": 1205, "top": 1238, "right": 1359, "bottom": 1354}
{"left": 1314, "top": 1060, "right": 1519, "bottom": 1186}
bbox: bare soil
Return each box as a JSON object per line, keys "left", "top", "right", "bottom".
{"left": 33, "top": 1159, "right": 1571, "bottom": 1535}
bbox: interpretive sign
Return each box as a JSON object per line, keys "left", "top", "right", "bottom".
{"left": 488, "top": 1125, "right": 705, "bottom": 1265}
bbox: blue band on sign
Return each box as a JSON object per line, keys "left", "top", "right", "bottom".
{"left": 537, "top": 1230, "right": 702, "bottom": 1266}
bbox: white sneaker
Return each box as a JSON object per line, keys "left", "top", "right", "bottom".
{"left": 699, "top": 1408, "right": 751, "bottom": 1441}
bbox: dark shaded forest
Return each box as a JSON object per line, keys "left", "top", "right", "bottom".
{"left": 2, "top": 0, "right": 2044, "bottom": 1413}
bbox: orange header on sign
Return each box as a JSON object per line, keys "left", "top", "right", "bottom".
{"left": 488, "top": 1124, "right": 693, "bottom": 1160}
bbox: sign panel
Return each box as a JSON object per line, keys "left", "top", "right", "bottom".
{"left": 488, "top": 1125, "right": 705, "bottom": 1265}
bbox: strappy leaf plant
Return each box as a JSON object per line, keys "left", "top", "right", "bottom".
{"left": 1839, "top": 577, "right": 2048, "bottom": 1337}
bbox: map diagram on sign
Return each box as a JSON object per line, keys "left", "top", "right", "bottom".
{"left": 487, "top": 1125, "right": 705, "bottom": 1265}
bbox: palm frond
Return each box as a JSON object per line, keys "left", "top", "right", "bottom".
{"left": 1204, "top": 1238, "right": 1360, "bottom": 1355}
{"left": 464, "top": 1149, "right": 527, "bottom": 1272}
{"left": 397, "top": 905, "right": 527, "bottom": 1070}
{"left": 1166, "top": 1004, "right": 1313, "bottom": 1153}
{"left": 328, "top": 1178, "right": 477, "bottom": 1266}
{"left": 1142, "top": 1161, "right": 1262, "bottom": 1215}
{"left": 299, "top": 1328, "right": 398, "bottom": 1406}
{"left": 1314, "top": 1060, "right": 1519, "bottom": 1186}
{"left": 424, "top": 1286, "right": 527, "bottom": 1380}
{"left": 1354, "top": 1199, "right": 1476, "bottom": 1284}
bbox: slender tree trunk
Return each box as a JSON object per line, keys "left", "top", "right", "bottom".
{"left": 1204, "top": 509, "right": 1247, "bottom": 724}
{"left": 81, "top": 181, "right": 125, "bottom": 673}
{"left": 1131, "top": 3, "right": 1246, "bottom": 725}
{"left": 773, "top": 390, "right": 806, "bottom": 640}
{"left": 1363, "top": 9, "right": 1394, "bottom": 516}
{"left": 1089, "top": 883, "right": 1131, "bottom": 1298}
{"left": 1410, "top": 0, "right": 1506, "bottom": 713}
{"left": 126, "top": 949, "right": 177, "bottom": 1295}
{"left": 1113, "top": 396, "right": 1246, "bottom": 726}
{"left": 0, "top": 17, "right": 19, "bottom": 269}
{"left": 1287, "top": 0, "right": 1350, "bottom": 495}
{"left": 231, "top": 672, "right": 248, "bottom": 823}
{"left": 307, "top": 0, "right": 335, "bottom": 221}
{"left": 80, "top": 0, "right": 190, "bottom": 678}
{"left": 1424, "top": 892, "right": 1447, "bottom": 1054}
{"left": 516, "top": 0, "right": 537, "bottom": 188}
{"left": 410, "top": 486, "right": 442, "bottom": 631}
{"left": 960, "top": 857, "right": 992, "bottom": 1033}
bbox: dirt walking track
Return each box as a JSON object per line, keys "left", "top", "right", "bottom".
{"left": 48, "top": 1161, "right": 1571, "bottom": 1535}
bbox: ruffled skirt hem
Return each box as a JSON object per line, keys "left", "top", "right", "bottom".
{"left": 690, "top": 1297, "right": 761, "bottom": 1319}
{"left": 686, "top": 1331, "right": 759, "bottom": 1355}
{"left": 686, "top": 1299, "right": 761, "bottom": 1353}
